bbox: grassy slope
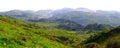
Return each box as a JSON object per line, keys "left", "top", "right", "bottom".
{"left": 84, "top": 26, "right": 120, "bottom": 48}
{"left": 2, "top": 15, "right": 118, "bottom": 48}
{"left": 32, "top": 22, "right": 90, "bottom": 48}
{"left": 0, "top": 16, "right": 70, "bottom": 48}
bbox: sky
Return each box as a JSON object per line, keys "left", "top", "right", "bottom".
{"left": 0, "top": 0, "right": 120, "bottom": 11}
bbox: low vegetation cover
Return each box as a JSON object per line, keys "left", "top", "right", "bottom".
{"left": 0, "top": 15, "right": 71, "bottom": 48}
{"left": 0, "top": 15, "right": 120, "bottom": 48}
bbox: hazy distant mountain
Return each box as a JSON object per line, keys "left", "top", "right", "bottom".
{"left": 75, "top": 8, "right": 94, "bottom": 12}
{"left": 51, "top": 8, "right": 74, "bottom": 16}
{"left": 50, "top": 9, "right": 120, "bottom": 26}
{"left": 0, "top": 10, "right": 52, "bottom": 20}
{"left": 51, "top": 8, "right": 94, "bottom": 15}
{"left": 0, "top": 8, "right": 120, "bottom": 26}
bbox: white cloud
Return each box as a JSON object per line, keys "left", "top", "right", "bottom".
{"left": 0, "top": 0, "right": 120, "bottom": 11}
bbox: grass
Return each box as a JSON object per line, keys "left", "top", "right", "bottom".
{"left": 0, "top": 15, "right": 71, "bottom": 48}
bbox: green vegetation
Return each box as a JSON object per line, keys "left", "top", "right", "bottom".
{"left": 0, "top": 15, "right": 120, "bottom": 48}
{"left": 30, "top": 19, "right": 113, "bottom": 31}
{"left": 83, "top": 26, "right": 120, "bottom": 48}
{"left": 0, "top": 15, "right": 70, "bottom": 48}
{"left": 0, "top": 15, "right": 90, "bottom": 48}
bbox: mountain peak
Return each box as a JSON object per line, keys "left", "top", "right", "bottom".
{"left": 75, "top": 8, "right": 94, "bottom": 12}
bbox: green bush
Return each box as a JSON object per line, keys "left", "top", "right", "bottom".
{"left": 106, "top": 39, "right": 120, "bottom": 48}
{"left": 82, "top": 43, "right": 104, "bottom": 48}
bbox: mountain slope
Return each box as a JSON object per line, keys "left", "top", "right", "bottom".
{"left": 85, "top": 26, "right": 120, "bottom": 43}
{"left": 0, "top": 15, "right": 70, "bottom": 48}
{"left": 51, "top": 11, "right": 120, "bottom": 27}
{"left": 0, "top": 10, "right": 52, "bottom": 20}
{"left": 1, "top": 8, "right": 120, "bottom": 27}
{"left": 83, "top": 26, "right": 120, "bottom": 48}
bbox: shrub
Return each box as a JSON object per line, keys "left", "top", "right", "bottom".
{"left": 82, "top": 43, "right": 104, "bottom": 48}
{"left": 106, "top": 39, "right": 120, "bottom": 48}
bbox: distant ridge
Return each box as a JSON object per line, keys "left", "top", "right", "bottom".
{"left": 0, "top": 8, "right": 120, "bottom": 26}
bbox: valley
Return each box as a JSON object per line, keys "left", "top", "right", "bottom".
{"left": 0, "top": 8, "right": 120, "bottom": 48}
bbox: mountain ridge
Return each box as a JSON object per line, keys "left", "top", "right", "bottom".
{"left": 0, "top": 8, "right": 120, "bottom": 26}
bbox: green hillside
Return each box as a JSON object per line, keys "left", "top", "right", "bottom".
{"left": 83, "top": 26, "right": 120, "bottom": 48}
{"left": 1, "top": 15, "right": 119, "bottom": 48}
{"left": 0, "top": 15, "right": 91, "bottom": 48}
{"left": 0, "top": 15, "right": 71, "bottom": 48}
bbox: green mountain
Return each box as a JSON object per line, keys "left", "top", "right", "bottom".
{"left": 0, "top": 15, "right": 91, "bottom": 48}
{"left": 0, "top": 15, "right": 71, "bottom": 48}
{"left": 29, "top": 19, "right": 113, "bottom": 31}
{"left": 83, "top": 26, "right": 120, "bottom": 48}
{"left": 0, "top": 15, "right": 119, "bottom": 48}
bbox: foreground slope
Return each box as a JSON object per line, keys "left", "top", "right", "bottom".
{"left": 0, "top": 15, "right": 70, "bottom": 48}
{"left": 83, "top": 26, "right": 120, "bottom": 48}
